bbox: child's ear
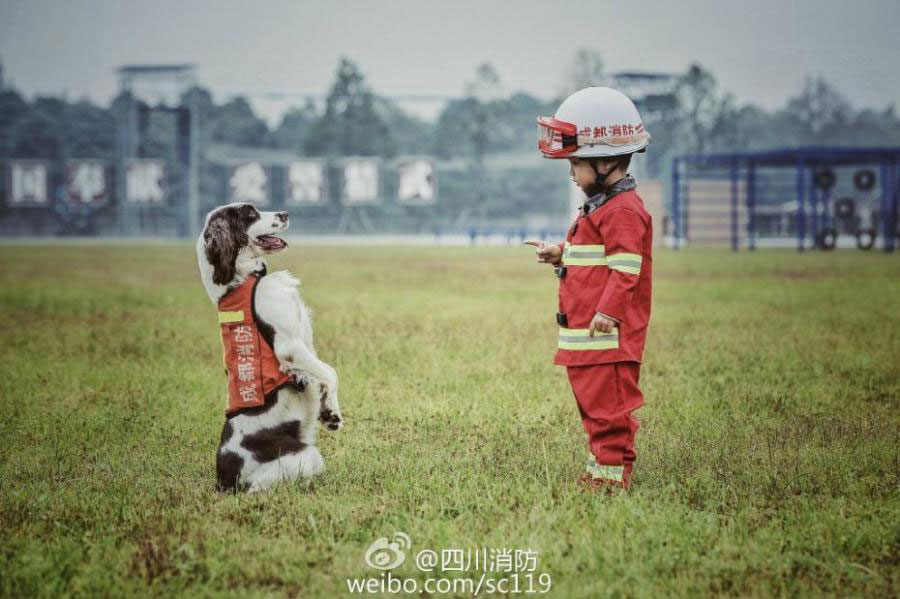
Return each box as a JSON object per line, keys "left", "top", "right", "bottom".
{"left": 598, "top": 157, "right": 617, "bottom": 169}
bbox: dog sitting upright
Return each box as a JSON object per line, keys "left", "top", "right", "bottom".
{"left": 196, "top": 202, "right": 342, "bottom": 492}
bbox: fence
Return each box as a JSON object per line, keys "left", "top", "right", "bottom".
{"left": 670, "top": 147, "right": 900, "bottom": 252}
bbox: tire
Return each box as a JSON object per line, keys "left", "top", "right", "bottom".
{"left": 834, "top": 198, "right": 855, "bottom": 219}
{"left": 813, "top": 168, "right": 836, "bottom": 190}
{"left": 815, "top": 227, "right": 837, "bottom": 250}
{"left": 853, "top": 169, "right": 876, "bottom": 191}
{"left": 856, "top": 228, "right": 876, "bottom": 250}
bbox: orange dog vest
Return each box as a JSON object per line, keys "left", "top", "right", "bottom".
{"left": 217, "top": 273, "right": 291, "bottom": 414}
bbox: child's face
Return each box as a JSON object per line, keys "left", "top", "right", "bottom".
{"left": 568, "top": 157, "right": 618, "bottom": 191}
{"left": 568, "top": 158, "right": 598, "bottom": 190}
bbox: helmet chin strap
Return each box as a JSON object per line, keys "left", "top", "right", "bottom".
{"left": 583, "top": 157, "right": 624, "bottom": 198}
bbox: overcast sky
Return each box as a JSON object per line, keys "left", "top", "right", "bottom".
{"left": 1, "top": 0, "right": 898, "bottom": 123}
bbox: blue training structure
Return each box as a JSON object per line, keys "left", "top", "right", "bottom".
{"left": 671, "top": 147, "right": 900, "bottom": 252}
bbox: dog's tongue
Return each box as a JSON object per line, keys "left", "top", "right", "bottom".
{"left": 257, "top": 235, "right": 287, "bottom": 250}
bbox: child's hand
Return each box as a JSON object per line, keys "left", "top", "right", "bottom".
{"left": 589, "top": 312, "right": 616, "bottom": 336}
{"left": 524, "top": 240, "right": 562, "bottom": 266}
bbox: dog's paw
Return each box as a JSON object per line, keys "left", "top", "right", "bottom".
{"left": 290, "top": 373, "right": 309, "bottom": 391}
{"left": 317, "top": 382, "right": 342, "bottom": 431}
{"left": 319, "top": 409, "right": 343, "bottom": 431}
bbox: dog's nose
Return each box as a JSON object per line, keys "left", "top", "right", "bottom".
{"left": 276, "top": 211, "right": 289, "bottom": 223}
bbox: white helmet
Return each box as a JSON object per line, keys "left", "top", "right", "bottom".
{"left": 537, "top": 87, "right": 651, "bottom": 159}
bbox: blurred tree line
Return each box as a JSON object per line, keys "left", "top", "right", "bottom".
{"left": 3, "top": 53, "right": 900, "bottom": 175}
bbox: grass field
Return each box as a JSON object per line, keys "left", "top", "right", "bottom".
{"left": 0, "top": 244, "right": 898, "bottom": 598}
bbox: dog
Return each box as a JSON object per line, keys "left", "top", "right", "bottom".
{"left": 196, "top": 202, "right": 342, "bottom": 492}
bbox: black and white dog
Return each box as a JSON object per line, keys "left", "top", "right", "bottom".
{"left": 196, "top": 202, "right": 342, "bottom": 492}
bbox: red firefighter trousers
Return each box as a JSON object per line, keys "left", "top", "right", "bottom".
{"left": 566, "top": 362, "right": 644, "bottom": 488}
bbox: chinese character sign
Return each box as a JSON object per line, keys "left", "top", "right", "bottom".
{"left": 65, "top": 161, "right": 108, "bottom": 206}
{"left": 125, "top": 160, "right": 166, "bottom": 204}
{"left": 342, "top": 159, "right": 380, "bottom": 205}
{"left": 7, "top": 161, "right": 49, "bottom": 206}
{"left": 396, "top": 159, "right": 436, "bottom": 205}
{"left": 230, "top": 162, "right": 269, "bottom": 205}
{"left": 286, "top": 161, "right": 326, "bottom": 205}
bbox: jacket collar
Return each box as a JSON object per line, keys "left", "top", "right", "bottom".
{"left": 581, "top": 175, "right": 636, "bottom": 215}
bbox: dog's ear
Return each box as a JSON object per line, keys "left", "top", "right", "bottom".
{"left": 204, "top": 214, "right": 246, "bottom": 285}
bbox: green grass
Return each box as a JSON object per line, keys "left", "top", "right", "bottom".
{"left": 0, "top": 245, "right": 898, "bottom": 598}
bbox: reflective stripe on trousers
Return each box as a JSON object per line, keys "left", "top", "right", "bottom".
{"left": 585, "top": 458, "right": 625, "bottom": 482}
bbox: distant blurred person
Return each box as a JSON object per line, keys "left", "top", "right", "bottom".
{"left": 526, "top": 87, "right": 653, "bottom": 491}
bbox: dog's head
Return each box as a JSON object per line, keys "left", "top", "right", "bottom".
{"left": 197, "top": 203, "right": 290, "bottom": 297}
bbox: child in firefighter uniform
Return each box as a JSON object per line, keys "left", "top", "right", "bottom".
{"left": 529, "top": 87, "right": 653, "bottom": 490}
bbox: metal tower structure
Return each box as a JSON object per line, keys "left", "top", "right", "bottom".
{"left": 115, "top": 64, "right": 199, "bottom": 237}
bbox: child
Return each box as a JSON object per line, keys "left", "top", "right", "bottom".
{"left": 527, "top": 87, "right": 653, "bottom": 490}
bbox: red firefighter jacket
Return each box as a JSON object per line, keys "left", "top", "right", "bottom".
{"left": 554, "top": 185, "right": 653, "bottom": 366}
{"left": 217, "top": 273, "right": 291, "bottom": 414}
